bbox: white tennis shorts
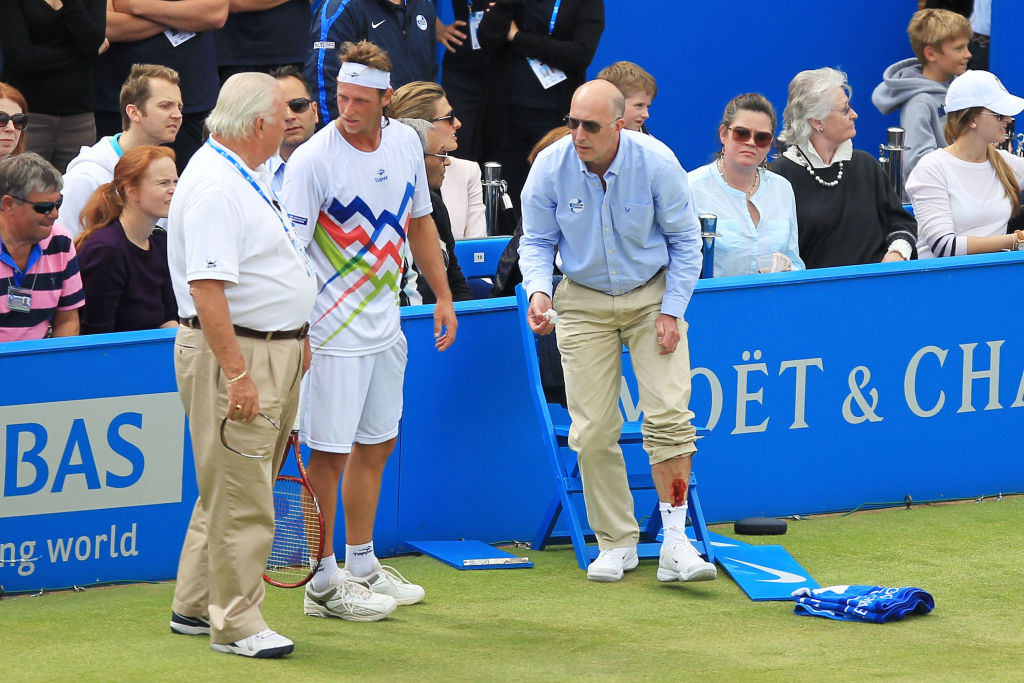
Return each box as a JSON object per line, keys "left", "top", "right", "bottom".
{"left": 299, "top": 336, "right": 408, "bottom": 453}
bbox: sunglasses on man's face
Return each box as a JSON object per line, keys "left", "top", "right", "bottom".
{"left": 424, "top": 150, "right": 449, "bottom": 160}
{"left": 0, "top": 112, "right": 28, "bottom": 131}
{"left": 8, "top": 194, "right": 63, "bottom": 214}
{"left": 563, "top": 115, "right": 620, "bottom": 135}
{"left": 429, "top": 110, "right": 456, "bottom": 124}
{"left": 727, "top": 126, "right": 774, "bottom": 148}
{"left": 287, "top": 98, "right": 314, "bottom": 114}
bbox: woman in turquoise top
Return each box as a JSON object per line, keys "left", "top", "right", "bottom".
{"left": 689, "top": 93, "right": 805, "bottom": 277}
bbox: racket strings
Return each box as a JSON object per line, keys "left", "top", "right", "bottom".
{"left": 266, "top": 478, "right": 322, "bottom": 583}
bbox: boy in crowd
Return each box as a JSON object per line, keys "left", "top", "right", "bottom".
{"left": 596, "top": 61, "right": 657, "bottom": 134}
{"left": 872, "top": 8, "right": 973, "bottom": 182}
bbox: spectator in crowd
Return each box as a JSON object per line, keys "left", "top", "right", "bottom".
{"left": 1, "top": 82, "right": 29, "bottom": 159}
{"left": 0, "top": 153, "right": 83, "bottom": 342}
{"left": 872, "top": 9, "right": 973, "bottom": 182}
{"left": 519, "top": 80, "right": 714, "bottom": 584}
{"left": 388, "top": 81, "right": 486, "bottom": 239}
{"left": 63, "top": 64, "right": 182, "bottom": 237}
{"left": 215, "top": 0, "right": 309, "bottom": 83}
{"left": 74, "top": 145, "right": 178, "bottom": 333}
{"left": 689, "top": 93, "right": 805, "bottom": 277}
{"left": 398, "top": 117, "right": 472, "bottom": 303}
{"left": 477, "top": 0, "right": 604, "bottom": 217}
{"left": 907, "top": 70, "right": 1024, "bottom": 257}
{"left": 282, "top": 40, "right": 456, "bottom": 621}
{"left": 596, "top": 60, "right": 656, "bottom": 134}
{"left": 97, "top": 0, "right": 228, "bottom": 172}
{"left": 167, "top": 72, "right": 315, "bottom": 659}
{"left": 306, "top": 0, "right": 438, "bottom": 123}
{"left": 0, "top": 0, "right": 107, "bottom": 173}
{"left": 268, "top": 66, "right": 319, "bottom": 194}
{"left": 771, "top": 67, "right": 918, "bottom": 268}
{"left": 436, "top": 1, "right": 491, "bottom": 161}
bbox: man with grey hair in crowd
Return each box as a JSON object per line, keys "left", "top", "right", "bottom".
{"left": 0, "top": 153, "right": 83, "bottom": 342}
{"left": 166, "top": 72, "right": 316, "bottom": 658}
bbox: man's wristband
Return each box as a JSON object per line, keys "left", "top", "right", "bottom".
{"left": 227, "top": 369, "right": 248, "bottom": 384}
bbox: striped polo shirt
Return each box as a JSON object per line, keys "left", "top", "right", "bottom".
{"left": 0, "top": 225, "right": 85, "bottom": 343}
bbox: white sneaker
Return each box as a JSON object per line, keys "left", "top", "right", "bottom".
{"left": 210, "top": 629, "right": 294, "bottom": 658}
{"left": 657, "top": 540, "right": 717, "bottom": 582}
{"left": 366, "top": 562, "right": 425, "bottom": 605}
{"left": 304, "top": 570, "right": 397, "bottom": 621}
{"left": 586, "top": 547, "right": 639, "bottom": 582}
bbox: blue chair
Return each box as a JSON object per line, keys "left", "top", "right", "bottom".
{"left": 453, "top": 236, "right": 512, "bottom": 298}
{"left": 515, "top": 286, "right": 714, "bottom": 571}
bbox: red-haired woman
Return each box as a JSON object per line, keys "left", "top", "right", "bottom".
{"left": 75, "top": 145, "right": 178, "bottom": 333}
{"left": 0, "top": 82, "right": 29, "bottom": 158}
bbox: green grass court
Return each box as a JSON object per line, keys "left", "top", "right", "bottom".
{"left": 5, "top": 497, "right": 1023, "bottom": 681}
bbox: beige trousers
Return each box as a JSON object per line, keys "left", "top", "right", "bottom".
{"left": 171, "top": 326, "right": 302, "bottom": 644}
{"left": 554, "top": 273, "right": 698, "bottom": 550}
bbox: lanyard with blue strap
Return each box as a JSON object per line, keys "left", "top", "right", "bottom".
{"left": 548, "top": 0, "right": 561, "bottom": 34}
{"left": 0, "top": 240, "right": 42, "bottom": 288}
{"left": 205, "top": 139, "right": 314, "bottom": 275}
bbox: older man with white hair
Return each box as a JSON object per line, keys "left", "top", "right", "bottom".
{"left": 166, "top": 72, "right": 316, "bottom": 658}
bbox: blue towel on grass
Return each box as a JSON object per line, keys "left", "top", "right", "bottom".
{"left": 791, "top": 585, "right": 934, "bottom": 623}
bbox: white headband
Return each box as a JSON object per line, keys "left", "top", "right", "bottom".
{"left": 337, "top": 62, "right": 391, "bottom": 90}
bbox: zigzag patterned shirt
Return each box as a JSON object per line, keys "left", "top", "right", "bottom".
{"left": 281, "top": 119, "right": 431, "bottom": 355}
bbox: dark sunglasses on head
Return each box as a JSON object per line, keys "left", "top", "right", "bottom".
{"left": 728, "top": 125, "right": 774, "bottom": 148}
{"left": 563, "top": 115, "right": 618, "bottom": 135}
{"left": 287, "top": 98, "right": 314, "bottom": 114}
{"left": 9, "top": 194, "right": 63, "bottom": 214}
{"left": 429, "top": 110, "right": 456, "bottom": 124}
{"left": 0, "top": 112, "right": 29, "bottom": 131}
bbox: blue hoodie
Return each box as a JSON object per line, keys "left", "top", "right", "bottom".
{"left": 872, "top": 57, "right": 952, "bottom": 182}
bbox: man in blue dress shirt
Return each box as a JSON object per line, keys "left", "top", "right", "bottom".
{"left": 519, "top": 79, "right": 716, "bottom": 584}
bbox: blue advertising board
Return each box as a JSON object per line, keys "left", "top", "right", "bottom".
{"left": 3, "top": 254, "right": 1024, "bottom": 593}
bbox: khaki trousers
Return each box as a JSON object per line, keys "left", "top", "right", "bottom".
{"left": 554, "top": 273, "right": 698, "bottom": 550}
{"left": 171, "top": 326, "right": 302, "bottom": 644}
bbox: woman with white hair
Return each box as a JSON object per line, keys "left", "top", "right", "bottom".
{"left": 907, "top": 70, "right": 1024, "bottom": 257}
{"left": 770, "top": 67, "right": 917, "bottom": 268}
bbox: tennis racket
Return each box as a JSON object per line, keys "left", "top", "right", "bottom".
{"left": 264, "top": 431, "right": 324, "bottom": 588}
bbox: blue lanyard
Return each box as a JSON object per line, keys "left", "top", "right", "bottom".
{"left": 110, "top": 132, "right": 124, "bottom": 158}
{"left": 205, "top": 139, "right": 296, "bottom": 242}
{"left": 548, "top": 0, "right": 561, "bottom": 34}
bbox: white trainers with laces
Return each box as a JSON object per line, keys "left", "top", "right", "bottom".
{"left": 210, "top": 629, "right": 294, "bottom": 658}
{"left": 586, "top": 546, "right": 639, "bottom": 582}
{"left": 366, "top": 562, "right": 425, "bottom": 605}
{"left": 657, "top": 540, "right": 717, "bottom": 582}
{"left": 304, "top": 570, "right": 397, "bottom": 621}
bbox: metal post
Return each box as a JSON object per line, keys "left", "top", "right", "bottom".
{"left": 878, "top": 127, "right": 909, "bottom": 202}
{"left": 698, "top": 213, "right": 717, "bottom": 279}
{"left": 482, "top": 162, "right": 507, "bottom": 236}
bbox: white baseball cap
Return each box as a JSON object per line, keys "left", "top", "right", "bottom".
{"left": 945, "top": 70, "right": 1024, "bottom": 116}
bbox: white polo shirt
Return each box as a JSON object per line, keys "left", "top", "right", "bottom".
{"left": 167, "top": 138, "right": 316, "bottom": 331}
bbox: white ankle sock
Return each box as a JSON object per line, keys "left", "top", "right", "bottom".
{"left": 345, "top": 542, "right": 375, "bottom": 578}
{"left": 660, "top": 502, "right": 689, "bottom": 544}
{"left": 311, "top": 554, "right": 338, "bottom": 592}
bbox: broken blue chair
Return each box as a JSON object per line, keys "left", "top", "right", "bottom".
{"left": 515, "top": 285, "right": 714, "bottom": 571}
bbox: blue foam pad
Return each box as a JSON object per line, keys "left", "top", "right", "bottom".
{"left": 406, "top": 540, "right": 533, "bottom": 570}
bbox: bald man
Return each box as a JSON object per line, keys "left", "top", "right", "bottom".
{"left": 518, "top": 80, "right": 715, "bottom": 584}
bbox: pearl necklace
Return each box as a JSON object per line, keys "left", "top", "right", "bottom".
{"left": 795, "top": 146, "right": 844, "bottom": 188}
{"left": 717, "top": 157, "right": 760, "bottom": 199}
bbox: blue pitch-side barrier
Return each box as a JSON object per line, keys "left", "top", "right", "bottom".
{"left": 3, "top": 254, "right": 1024, "bottom": 592}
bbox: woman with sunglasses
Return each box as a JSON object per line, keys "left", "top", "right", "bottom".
{"left": 388, "top": 81, "right": 487, "bottom": 239}
{"left": 74, "top": 145, "right": 178, "bottom": 334}
{"left": 0, "top": 82, "right": 29, "bottom": 159}
{"left": 771, "top": 68, "right": 917, "bottom": 268}
{"left": 907, "top": 70, "right": 1024, "bottom": 257}
{"left": 689, "top": 93, "right": 804, "bottom": 276}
